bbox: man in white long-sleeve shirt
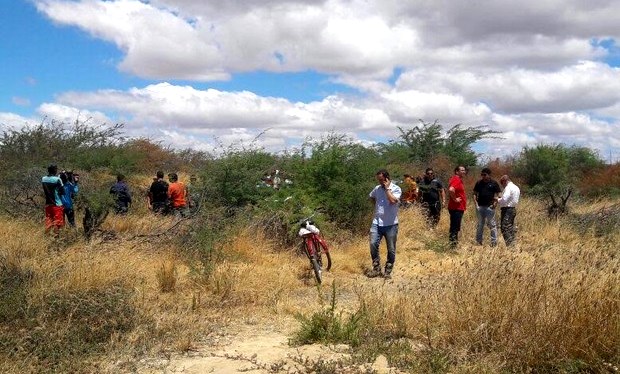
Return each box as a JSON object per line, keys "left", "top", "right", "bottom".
{"left": 498, "top": 175, "right": 520, "bottom": 246}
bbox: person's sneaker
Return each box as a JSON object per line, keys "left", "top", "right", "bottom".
{"left": 384, "top": 263, "right": 393, "bottom": 279}
{"left": 366, "top": 267, "right": 383, "bottom": 278}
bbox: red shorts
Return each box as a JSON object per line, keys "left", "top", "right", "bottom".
{"left": 45, "top": 205, "right": 65, "bottom": 231}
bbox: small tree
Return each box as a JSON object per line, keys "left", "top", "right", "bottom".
{"left": 514, "top": 144, "right": 604, "bottom": 217}
{"left": 397, "top": 120, "right": 500, "bottom": 167}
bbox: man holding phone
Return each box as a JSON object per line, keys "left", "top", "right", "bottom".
{"left": 368, "top": 169, "right": 402, "bottom": 279}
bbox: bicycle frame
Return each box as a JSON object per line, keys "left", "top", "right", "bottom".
{"left": 298, "top": 219, "right": 332, "bottom": 283}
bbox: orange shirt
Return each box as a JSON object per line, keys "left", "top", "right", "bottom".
{"left": 168, "top": 182, "right": 187, "bottom": 208}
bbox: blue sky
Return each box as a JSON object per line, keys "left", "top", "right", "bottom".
{"left": 2, "top": 0, "right": 620, "bottom": 161}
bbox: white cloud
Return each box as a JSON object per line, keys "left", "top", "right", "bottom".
{"left": 396, "top": 61, "right": 620, "bottom": 114}
{"left": 25, "top": 0, "right": 620, "bottom": 159}
{"left": 0, "top": 113, "right": 33, "bottom": 130}
{"left": 37, "top": 103, "right": 113, "bottom": 126}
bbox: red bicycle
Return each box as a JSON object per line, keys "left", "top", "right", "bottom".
{"left": 298, "top": 218, "right": 332, "bottom": 284}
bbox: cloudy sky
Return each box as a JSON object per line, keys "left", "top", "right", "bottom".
{"left": 2, "top": 0, "right": 620, "bottom": 161}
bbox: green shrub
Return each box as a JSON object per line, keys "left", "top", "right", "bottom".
{"left": 292, "top": 283, "right": 366, "bottom": 347}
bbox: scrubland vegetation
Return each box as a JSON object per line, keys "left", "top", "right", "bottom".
{"left": 0, "top": 119, "right": 619, "bottom": 373}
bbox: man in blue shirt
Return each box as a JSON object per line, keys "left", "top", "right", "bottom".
{"left": 110, "top": 174, "right": 132, "bottom": 214}
{"left": 59, "top": 171, "right": 78, "bottom": 226}
{"left": 368, "top": 169, "right": 402, "bottom": 279}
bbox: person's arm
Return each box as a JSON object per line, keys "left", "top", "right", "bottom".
{"left": 369, "top": 188, "right": 376, "bottom": 204}
{"left": 382, "top": 180, "right": 399, "bottom": 204}
{"left": 472, "top": 183, "right": 479, "bottom": 207}
{"left": 492, "top": 182, "right": 501, "bottom": 208}
{"left": 448, "top": 179, "right": 462, "bottom": 203}
{"left": 126, "top": 185, "right": 132, "bottom": 204}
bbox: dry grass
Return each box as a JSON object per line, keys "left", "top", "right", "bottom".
{"left": 1, "top": 196, "right": 619, "bottom": 373}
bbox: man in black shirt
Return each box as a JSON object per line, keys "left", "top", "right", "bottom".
{"left": 473, "top": 167, "right": 501, "bottom": 246}
{"left": 148, "top": 171, "right": 169, "bottom": 214}
{"left": 418, "top": 168, "right": 445, "bottom": 227}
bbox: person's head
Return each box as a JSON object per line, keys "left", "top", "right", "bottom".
{"left": 59, "top": 171, "right": 68, "bottom": 183}
{"left": 454, "top": 165, "right": 467, "bottom": 177}
{"left": 47, "top": 164, "right": 58, "bottom": 176}
{"left": 156, "top": 170, "right": 164, "bottom": 179}
{"left": 403, "top": 174, "right": 413, "bottom": 184}
{"left": 424, "top": 168, "right": 435, "bottom": 180}
{"left": 117, "top": 174, "right": 125, "bottom": 182}
{"left": 168, "top": 172, "right": 178, "bottom": 182}
{"left": 376, "top": 169, "right": 390, "bottom": 184}
{"left": 500, "top": 175, "right": 510, "bottom": 187}
{"left": 480, "top": 167, "right": 492, "bottom": 181}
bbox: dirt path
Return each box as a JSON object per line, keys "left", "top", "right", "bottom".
{"left": 137, "top": 272, "right": 411, "bottom": 373}
{"left": 139, "top": 317, "right": 359, "bottom": 373}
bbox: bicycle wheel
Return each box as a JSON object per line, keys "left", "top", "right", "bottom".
{"left": 314, "top": 238, "right": 332, "bottom": 271}
{"left": 310, "top": 254, "right": 322, "bottom": 284}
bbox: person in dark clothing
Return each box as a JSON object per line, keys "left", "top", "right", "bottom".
{"left": 418, "top": 168, "right": 445, "bottom": 228}
{"left": 148, "top": 171, "right": 169, "bottom": 214}
{"left": 473, "top": 167, "right": 502, "bottom": 246}
{"left": 110, "top": 174, "right": 132, "bottom": 214}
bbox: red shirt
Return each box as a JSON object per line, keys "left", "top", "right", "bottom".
{"left": 448, "top": 175, "right": 466, "bottom": 211}
{"left": 168, "top": 182, "right": 187, "bottom": 208}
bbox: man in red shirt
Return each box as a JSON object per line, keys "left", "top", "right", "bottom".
{"left": 167, "top": 173, "right": 188, "bottom": 217}
{"left": 448, "top": 166, "right": 467, "bottom": 248}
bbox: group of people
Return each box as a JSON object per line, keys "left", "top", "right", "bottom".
{"left": 368, "top": 166, "right": 521, "bottom": 279}
{"left": 42, "top": 166, "right": 203, "bottom": 236}
{"left": 111, "top": 170, "right": 201, "bottom": 216}
{"left": 145, "top": 171, "right": 196, "bottom": 217}
{"left": 400, "top": 168, "right": 447, "bottom": 227}
{"left": 41, "top": 164, "right": 79, "bottom": 236}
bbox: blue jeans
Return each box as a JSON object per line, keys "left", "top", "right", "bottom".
{"left": 476, "top": 206, "right": 498, "bottom": 245}
{"left": 369, "top": 223, "right": 398, "bottom": 269}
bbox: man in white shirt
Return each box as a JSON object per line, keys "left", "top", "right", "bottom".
{"left": 368, "top": 169, "right": 402, "bottom": 279}
{"left": 497, "top": 175, "right": 521, "bottom": 246}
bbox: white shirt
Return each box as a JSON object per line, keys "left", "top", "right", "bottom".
{"left": 369, "top": 182, "right": 402, "bottom": 226}
{"left": 498, "top": 181, "right": 520, "bottom": 208}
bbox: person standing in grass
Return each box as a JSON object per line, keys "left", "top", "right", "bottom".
{"left": 148, "top": 171, "right": 169, "bottom": 214}
{"left": 167, "top": 172, "right": 188, "bottom": 217}
{"left": 448, "top": 166, "right": 467, "bottom": 248}
{"left": 498, "top": 175, "right": 520, "bottom": 247}
{"left": 473, "top": 167, "right": 501, "bottom": 247}
{"left": 110, "top": 174, "right": 132, "bottom": 214}
{"left": 42, "top": 164, "right": 65, "bottom": 236}
{"left": 418, "top": 167, "right": 445, "bottom": 228}
{"left": 368, "top": 169, "right": 402, "bottom": 279}
{"left": 59, "top": 171, "right": 78, "bottom": 227}
{"left": 400, "top": 174, "right": 419, "bottom": 208}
